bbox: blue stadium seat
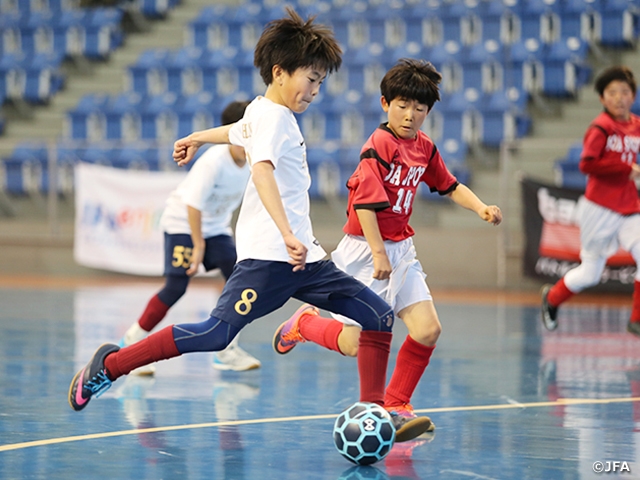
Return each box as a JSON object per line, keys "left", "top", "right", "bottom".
{"left": 541, "top": 36, "right": 589, "bottom": 97}
{"left": 104, "top": 92, "right": 144, "bottom": 141}
{"left": 598, "top": 0, "right": 638, "bottom": 47}
{"left": 23, "top": 51, "right": 65, "bottom": 102}
{"left": 306, "top": 143, "right": 341, "bottom": 199}
{"left": 2, "top": 142, "right": 47, "bottom": 194}
{"left": 82, "top": 144, "right": 118, "bottom": 167}
{"left": 403, "top": 1, "right": 443, "bottom": 46}
{"left": 140, "top": 92, "right": 178, "bottom": 140}
{"left": 176, "top": 92, "right": 215, "bottom": 138}
{"left": 114, "top": 144, "right": 161, "bottom": 170}
{"left": 201, "top": 47, "right": 239, "bottom": 96}
{"left": 0, "top": 13, "right": 22, "bottom": 55}
{"left": 127, "top": 49, "right": 170, "bottom": 95}
{"left": 66, "top": 93, "right": 109, "bottom": 140}
{"left": 463, "top": 40, "right": 503, "bottom": 93}
{"left": 0, "top": 52, "right": 26, "bottom": 101}
{"left": 139, "top": 0, "right": 171, "bottom": 19}
{"left": 554, "top": 142, "right": 585, "bottom": 189}
{"left": 478, "top": 0, "right": 518, "bottom": 44}
{"left": 18, "top": 11, "right": 55, "bottom": 54}
{"left": 85, "top": 7, "right": 124, "bottom": 59}
{"left": 502, "top": 38, "right": 544, "bottom": 95}
{"left": 52, "top": 9, "right": 87, "bottom": 57}
{"left": 166, "top": 47, "right": 204, "bottom": 95}
{"left": 187, "top": 5, "right": 230, "bottom": 49}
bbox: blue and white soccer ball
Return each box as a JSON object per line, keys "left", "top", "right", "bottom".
{"left": 333, "top": 402, "right": 396, "bottom": 465}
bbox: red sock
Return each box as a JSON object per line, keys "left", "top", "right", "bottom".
{"left": 105, "top": 326, "right": 180, "bottom": 380}
{"left": 547, "top": 278, "right": 574, "bottom": 308}
{"left": 358, "top": 330, "right": 392, "bottom": 406}
{"left": 385, "top": 336, "right": 435, "bottom": 407}
{"left": 299, "top": 315, "right": 344, "bottom": 354}
{"left": 631, "top": 281, "right": 640, "bottom": 323}
{"left": 138, "top": 294, "right": 171, "bottom": 332}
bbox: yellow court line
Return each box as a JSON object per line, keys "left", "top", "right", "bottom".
{"left": 2, "top": 397, "right": 639, "bottom": 453}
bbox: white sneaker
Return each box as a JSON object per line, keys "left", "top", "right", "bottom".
{"left": 212, "top": 343, "right": 261, "bottom": 371}
{"left": 118, "top": 325, "right": 156, "bottom": 376}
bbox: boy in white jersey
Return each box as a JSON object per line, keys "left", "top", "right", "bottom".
{"left": 118, "top": 101, "right": 261, "bottom": 373}
{"left": 272, "top": 59, "right": 502, "bottom": 428}
{"left": 69, "top": 9, "right": 431, "bottom": 444}
{"left": 541, "top": 66, "right": 640, "bottom": 335}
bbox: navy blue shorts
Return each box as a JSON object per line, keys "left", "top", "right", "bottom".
{"left": 211, "top": 259, "right": 393, "bottom": 330}
{"left": 164, "top": 233, "right": 237, "bottom": 279}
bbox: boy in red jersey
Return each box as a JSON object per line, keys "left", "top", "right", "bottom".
{"left": 273, "top": 58, "right": 502, "bottom": 427}
{"left": 541, "top": 66, "right": 640, "bottom": 335}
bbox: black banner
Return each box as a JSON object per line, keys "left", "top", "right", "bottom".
{"left": 521, "top": 177, "right": 635, "bottom": 293}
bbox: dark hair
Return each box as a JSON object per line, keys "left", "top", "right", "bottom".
{"left": 254, "top": 7, "right": 342, "bottom": 85}
{"left": 221, "top": 100, "right": 250, "bottom": 125}
{"left": 380, "top": 58, "right": 442, "bottom": 110}
{"left": 594, "top": 66, "right": 636, "bottom": 96}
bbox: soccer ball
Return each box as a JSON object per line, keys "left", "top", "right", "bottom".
{"left": 333, "top": 402, "right": 396, "bottom": 465}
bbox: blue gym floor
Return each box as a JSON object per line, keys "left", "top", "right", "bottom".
{"left": 1, "top": 278, "right": 639, "bottom": 479}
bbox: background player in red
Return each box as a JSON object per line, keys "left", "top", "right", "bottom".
{"left": 541, "top": 66, "right": 640, "bottom": 336}
{"left": 273, "top": 58, "right": 502, "bottom": 427}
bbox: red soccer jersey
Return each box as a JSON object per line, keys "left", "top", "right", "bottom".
{"left": 579, "top": 111, "right": 640, "bottom": 215}
{"left": 343, "top": 124, "right": 458, "bottom": 241}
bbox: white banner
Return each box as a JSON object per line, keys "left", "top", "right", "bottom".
{"left": 74, "top": 162, "right": 186, "bottom": 275}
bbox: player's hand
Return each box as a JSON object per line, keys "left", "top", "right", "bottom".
{"left": 372, "top": 253, "right": 392, "bottom": 280}
{"left": 186, "top": 244, "right": 205, "bottom": 276}
{"left": 284, "top": 233, "right": 307, "bottom": 272}
{"left": 173, "top": 135, "right": 202, "bottom": 167}
{"left": 480, "top": 205, "right": 502, "bottom": 226}
{"left": 630, "top": 164, "right": 640, "bottom": 180}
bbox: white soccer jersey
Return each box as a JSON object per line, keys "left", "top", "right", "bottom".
{"left": 229, "top": 96, "right": 326, "bottom": 263}
{"left": 160, "top": 144, "right": 250, "bottom": 237}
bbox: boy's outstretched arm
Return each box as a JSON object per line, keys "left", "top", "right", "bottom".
{"left": 173, "top": 124, "right": 233, "bottom": 167}
{"left": 251, "top": 161, "right": 308, "bottom": 271}
{"left": 447, "top": 184, "right": 502, "bottom": 226}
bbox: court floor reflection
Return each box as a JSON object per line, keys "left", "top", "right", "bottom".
{"left": 0, "top": 284, "right": 639, "bottom": 479}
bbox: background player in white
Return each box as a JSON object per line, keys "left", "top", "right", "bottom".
{"left": 272, "top": 59, "right": 502, "bottom": 427}
{"left": 541, "top": 66, "right": 640, "bottom": 336}
{"left": 119, "top": 101, "right": 261, "bottom": 373}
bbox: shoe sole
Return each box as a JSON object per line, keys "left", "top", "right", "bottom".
{"left": 272, "top": 322, "right": 292, "bottom": 355}
{"left": 212, "top": 362, "right": 261, "bottom": 371}
{"left": 540, "top": 284, "right": 558, "bottom": 331}
{"left": 394, "top": 416, "right": 433, "bottom": 443}
{"left": 68, "top": 369, "right": 86, "bottom": 411}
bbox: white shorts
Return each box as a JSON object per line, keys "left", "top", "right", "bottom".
{"left": 578, "top": 197, "right": 640, "bottom": 261}
{"left": 330, "top": 235, "right": 432, "bottom": 326}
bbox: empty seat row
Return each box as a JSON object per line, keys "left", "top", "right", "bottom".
{"left": 186, "top": 0, "right": 640, "bottom": 52}
{"left": 125, "top": 34, "right": 590, "bottom": 100}
{"left": 1, "top": 141, "right": 174, "bottom": 195}
{"left": 0, "top": 51, "right": 64, "bottom": 102}
{"left": 0, "top": 7, "right": 124, "bottom": 58}
{"left": 0, "top": 0, "right": 176, "bottom": 20}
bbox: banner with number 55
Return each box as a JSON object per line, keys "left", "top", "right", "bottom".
{"left": 74, "top": 162, "right": 185, "bottom": 275}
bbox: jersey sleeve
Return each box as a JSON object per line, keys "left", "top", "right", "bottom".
{"left": 228, "top": 121, "right": 244, "bottom": 147}
{"left": 579, "top": 123, "right": 633, "bottom": 176}
{"left": 181, "top": 148, "right": 221, "bottom": 211}
{"left": 348, "top": 157, "right": 391, "bottom": 210}
{"left": 250, "top": 109, "right": 289, "bottom": 169}
{"left": 422, "top": 144, "right": 458, "bottom": 194}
